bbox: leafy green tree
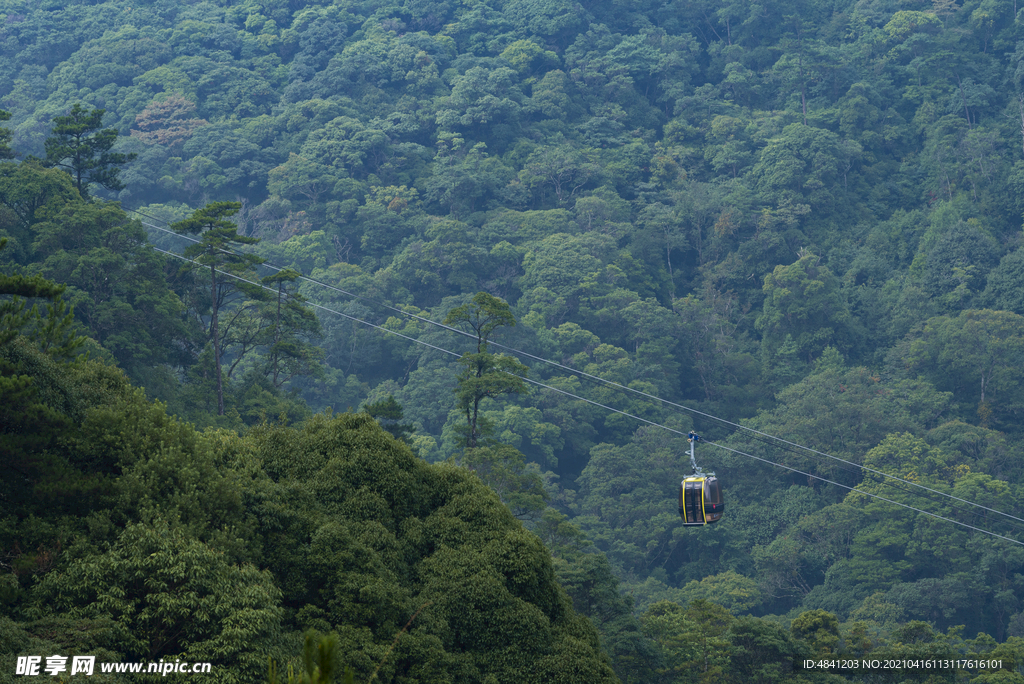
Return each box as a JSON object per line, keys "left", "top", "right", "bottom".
{"left": 363, "top": 394, "right": 415, "bottom": 443}
{"left": 487, "top": 404, "right": 563, "bottom": 468}
{"left": 435, "top": 67, "right": 525, "bottom": 148}
{"left": 172, "top": 201, "right": 264, "bottom": 416}
{"left": 741, "top": 357, "right": 953, "bottom": 482}
{"left": 423, "top": 134, "right": 510, "bottom": 219}
{"left": 36, "top": 523, "right": 283, "bottom": 679}
{"left": 43, "top": 104, "right": 137, "bottom": 199}
{"left": 384, "top": 219, "right": 490, "bottom": 307}
{"left": 259, "top": 268, "right": 324, "bottom": 389}
{"left": 268, "top": 632, "right": 355, "bottom": 684}
{"left": 459, "top": 443, "right": 548, "bottom": 520}
{"left": 443, "top": 292, "right": 529, "bottom": 448}
{"left": 521, "top": 143, "right": 600, "bottom": 206}
{"left": 574, "top": 427, "right": 694, "bottom": 578}
{"left": 0, "top": 109, "right": 14, "bottom": 160}
{"left": 983, "top": 247, "right": 1024, "bottom": 314}
{"left": 920, "top": 219, "right": 999, "bottom": 307}
{"left": 30, "top": 202, "right": 192, "bottom": 380}
{"left": 0, "top": 239, "right": 85, "bottom": 358}
{"left": 751, "top": 123, "right": 854, "bottom": 210}
{"left": 640, "top": 601, "right": 697, "bottom": 684}
{"left": 727, "top": 616, "right": 801, "bottom": 684}
{"left": 519, "top": 233, "right": 617, "bottom": 316}
{"left": 267, "top": 153, "right": 339, "bottom": 205}
{"left": 790, "top": 609, "right": 840, "bottom": 656}
{"left": 247, "top": 412, "right": 616, "bottom": 683}
{"left": 0, "top": 161, "right": 80, "bottom": 256}
{"left": 904, "top": 310, "right": 1024, "bottom": 429}
{"left": 643, "top": 599, "right": 734, "bottom": 684}
{"left": 554, "top": 551, "right": 660, "bottom": 684}
{"left": 756, "top": 253, "right": 854, "bottom": 383}
{"left": 680, "top": 571, "right": 763, "bottom": 614}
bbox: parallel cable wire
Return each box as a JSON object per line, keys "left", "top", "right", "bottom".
{"left": 146, "top": 241, "right": 1024, "bottom": 547}
{"left": 134, "top": 210, "right": 1024, "bottom": 527}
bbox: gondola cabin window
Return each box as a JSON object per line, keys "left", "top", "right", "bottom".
{"left": 679, "top": 476, "right": 724, "bottom": 526}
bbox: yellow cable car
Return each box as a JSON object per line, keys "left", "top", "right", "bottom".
{"left": 679, "top": 431, "right": 724, "bottom": 526}
{"left": 679, "top": 475, "right": 724, "bottom": 526}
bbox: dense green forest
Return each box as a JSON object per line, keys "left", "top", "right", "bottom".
{"left": 5, "top": 0, "right": 1024, "bottom": 679}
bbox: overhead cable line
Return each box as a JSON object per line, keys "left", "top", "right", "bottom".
{"left": 134, "top": 210, "right": 1024, "bottom": 528}
{"left": 145, "top": 241, "right": 1024, "bottom": 548}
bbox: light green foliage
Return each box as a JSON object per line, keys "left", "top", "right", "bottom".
{"left": 680, "top": 571, "right": 763, "bottom": 614}
{"left": 757, "top": 253, "right": 854, "bottom": 381}
{"left": 259, "top": 231, "right": 331, "bottom": 273}
{"left": 488, "top": 404, "right": 563, "bottom": 467}
{"left": 479, "top": 209, "right": 575, "bottom": 245}
{"left": 520, "top": 232, "right": 616, "bottom": 306}
{"left": 751, "top": 124, "right": 855, "bottom": 208}
{"left": 36, "top": 523, "right": 283, "bottom": 680}
{"left": 727, "top": 616, "right": 802, "bottom": 684}
{"left": 268, "top": 632, "right": 354, "bottom": 684}
{"left": 520, "top": 143, "right": 600, "bottom": 205}
{"left": 642, "top": 599, "right": 734, "bottom": 684}
{"left": 500, "top": 40, "right": 559, "bottom": 76}
{"left": 268, "top": 154, "right": 339, "bottom": 205}
{"left": 384, "top": 219, "right": 489, "bottom": 306}
{"left": 884, "top": 11, "right": 943, "bottom": 42}
{"left": 791, "top": 609, "right": 841, "bottom": 656}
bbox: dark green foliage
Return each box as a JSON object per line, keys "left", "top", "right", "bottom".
{"left": 35, "top": 523, "right": 284, "bottom": 674}
{"left": 0, "top": 110, "right": 14, "bottom": 160}
{"left": 173, "top": 201, "right": 264, "bottom": 415}
{"left": 244, "top": 412, "right": 617, "bottom": 683}
{"left": 0, "top": 241, "right": 83, "bottom": 356}
{"left": 43, "top": 104, "right": 137, "bottom": 200}
{"left": 444, "top": 292, "right": 530, "bottom": 447}
{"left": 259, "top": 268, "right": 325, "bottom": 388}
{"left": 4, "top": 0, "right": 1024, "bottom": 674}
{"left": 0, "top": 340, "right": 616, "bottom": 683}
{"left": 268, "top": 632, "right": 355, "bottom": 684}
{"left": 363, "top": 394, "right": 415, "bottom": 443}
{"left": 983, "top": 247, "right": 1024, "bottom": 315}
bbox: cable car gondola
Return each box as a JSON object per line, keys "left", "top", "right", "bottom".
{"left": 679, "top": 432, "right": 724, "bottom": 526}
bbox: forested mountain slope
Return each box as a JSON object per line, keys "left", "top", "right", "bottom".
{"left": 4, "top": 0, "right": 1024, "bottom": 679}
{"left": 0, "top": 336, "right": 618, "bottom": 682}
